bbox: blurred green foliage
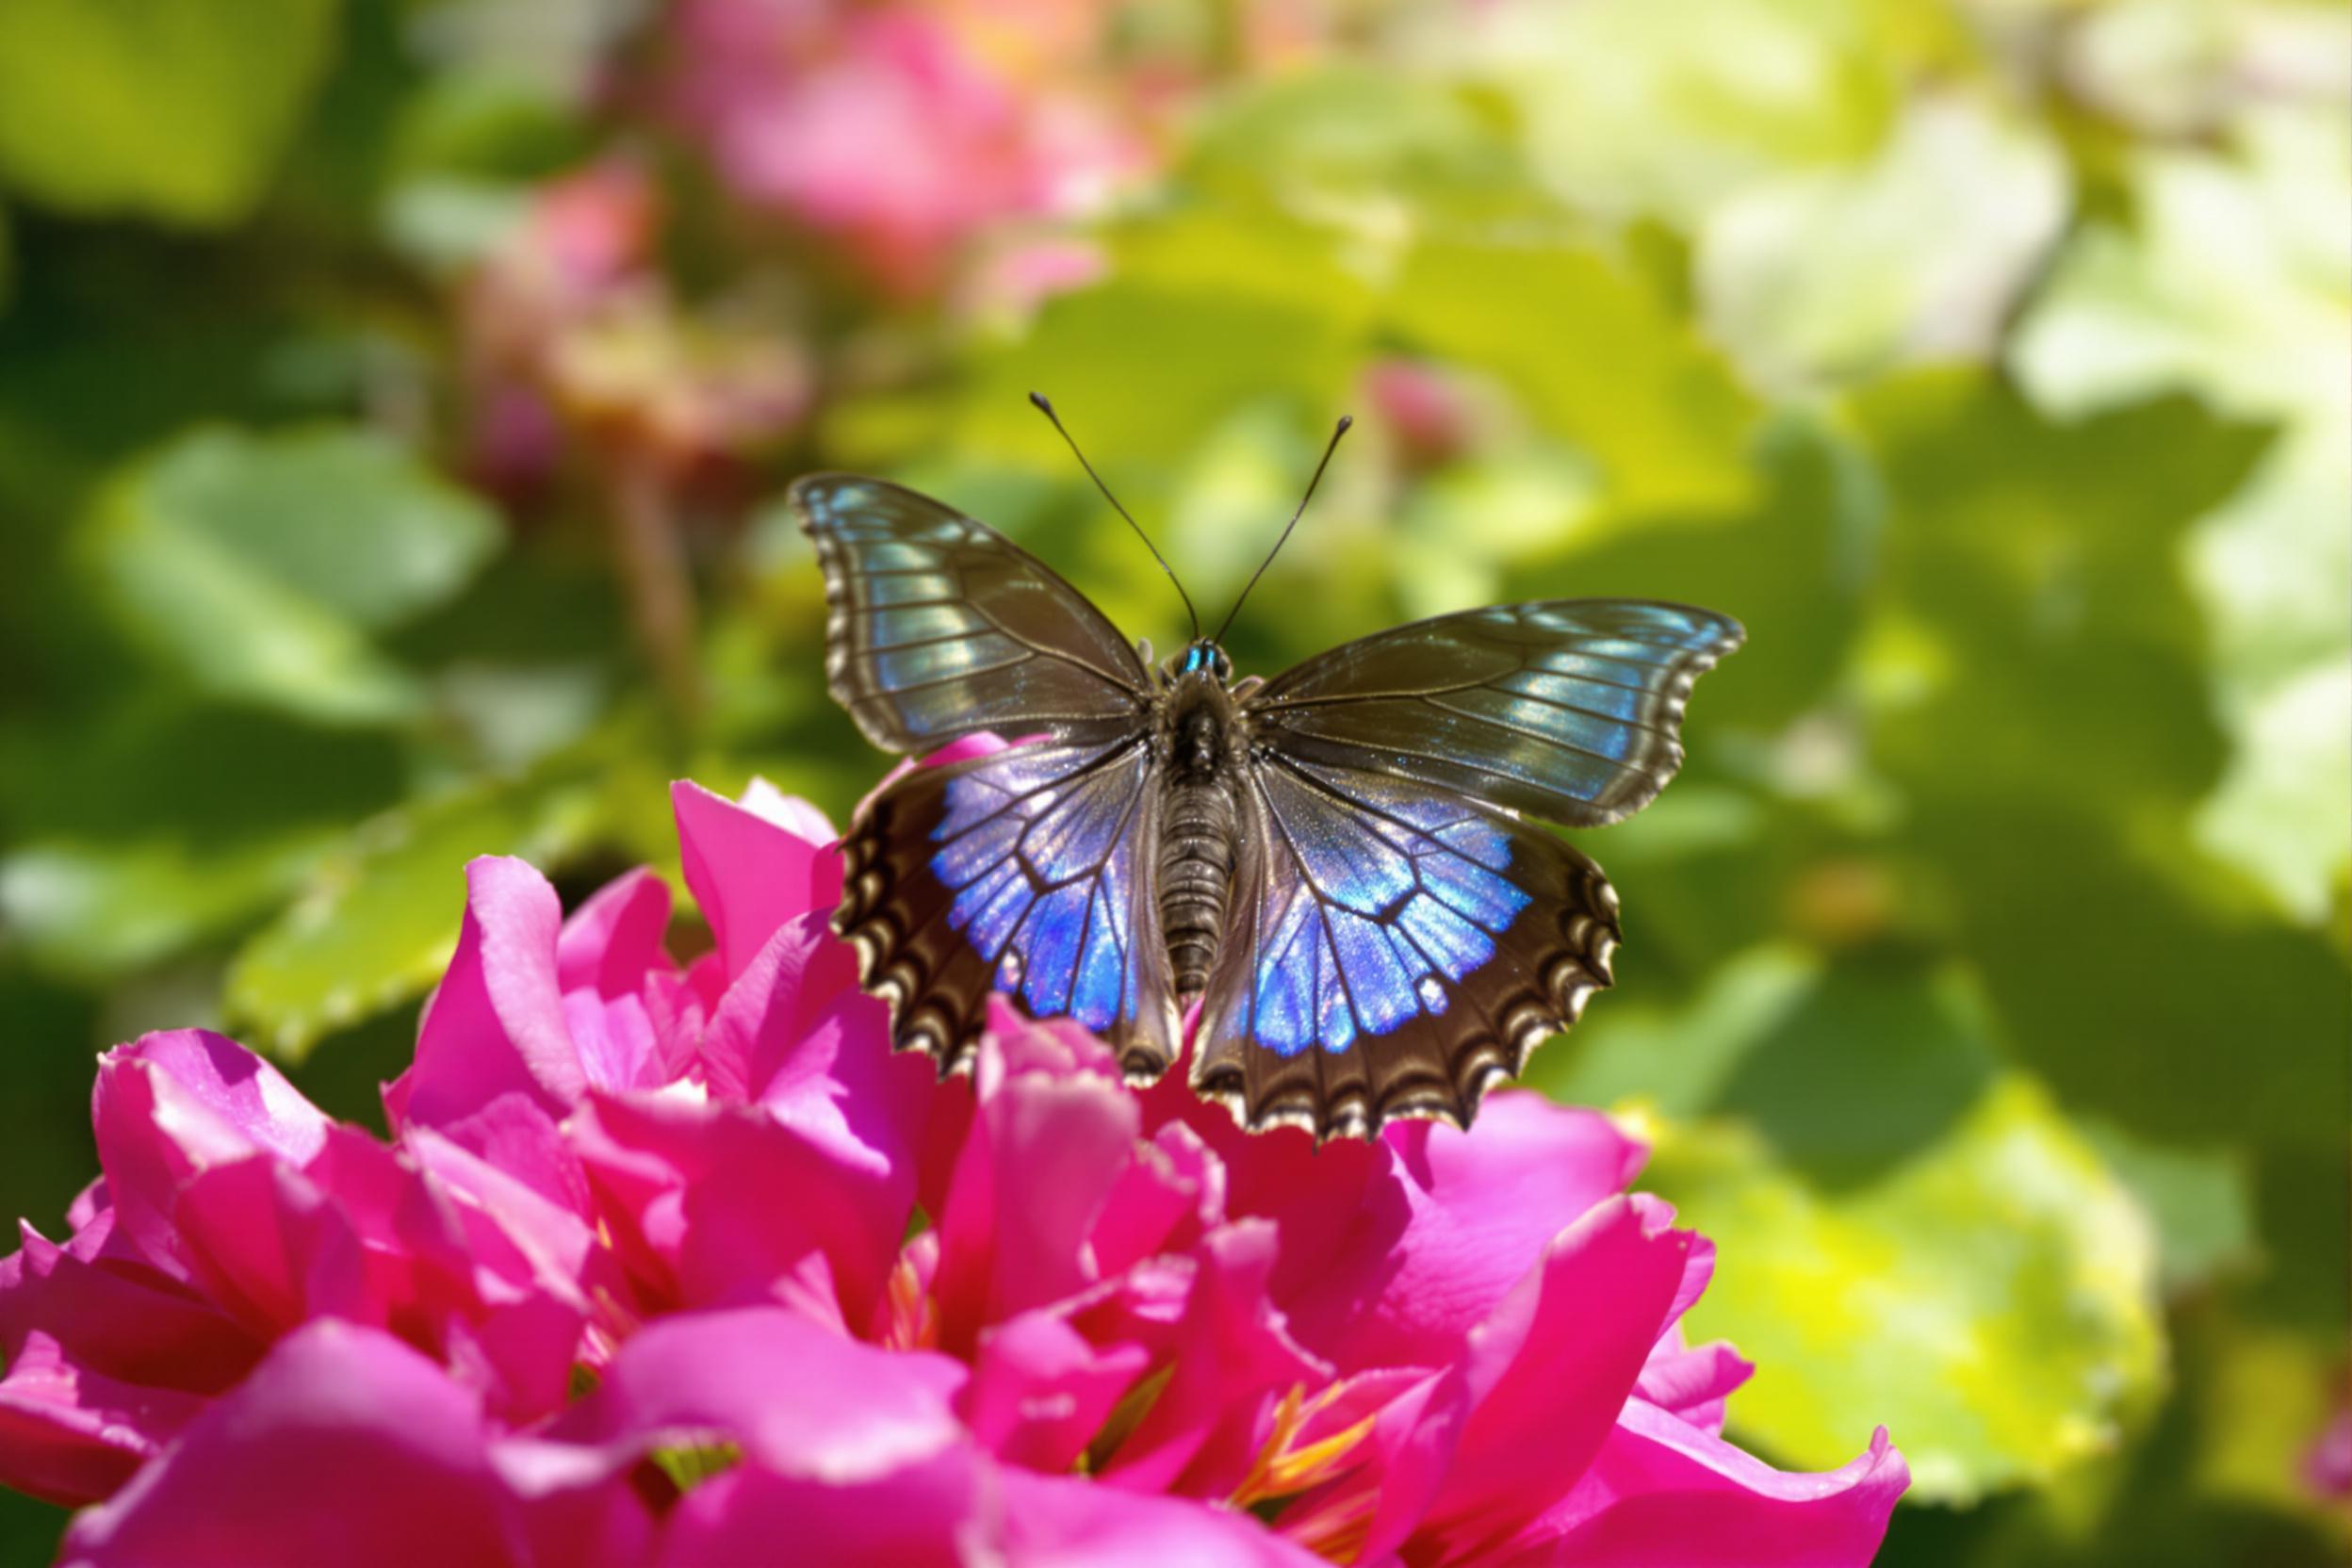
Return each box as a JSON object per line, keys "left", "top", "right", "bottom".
{"left": 0, "top": 0, "right": 2344, "bottom": 1560}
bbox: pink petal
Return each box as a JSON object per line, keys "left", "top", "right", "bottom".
{"left": 1099, "top": 1221, "right": 1329, "bottom": 1498}
{"left": 58, "top": 1322, "right": 539, "bottom": 1567}
{"left": 1409, "top": 1195, "right": 1704, "bottom": 1560}
{"left": 90, "top": 1034, "right": 335, "bottom": 1288}
{"left": 658, "top": 1449, "right": 981, "bottom": 1567}
{"left": 401, "top": 858, "right": 586, "bottom": 1134}
{"left": 571, "top": 1093, "right": 910, "bottom": 1331}
{"left": 961, "top": 1309, "right": 1149, "bottom": 1472}
{"left": 555, "top": 867, "right": 674, "bottom": 1000}
{"left": 1270, "top": 1093, "right": 1648, "bottom": 1373}
{"left": 932, "top": 1015, "right": 1142, "bottom": 1353}
{"left": 1502, "top": 1403, "right": 1908, "bottom": 1567}
{"left": 0, "top": 1220, "right": 258, "bottom": 1399}
{"left": 1634, "top": 1336, "right": 1753, "bottom": 1437}
{"left": 0, "top": 1333, "right": 211, "bottom": 1506}
{"left": 671, "top": 780, "right": 841, "bottom": 982}
{"left": 559, "top": 1305, "right": 967, "bottom": 1484}
{"left": 165, "top": 1156, "right": 370, "bottom": 1335}
{"left": 996, "top": 1467, "right": 1326, "bottom": 1566}
{"left": 735, "top": 776, "right": 837, "bottom": 843}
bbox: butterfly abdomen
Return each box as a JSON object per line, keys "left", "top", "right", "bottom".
{"left": 1159, "top": 777, "right": 1236, "bottom": 1004}
{"left": 1157, "top": 679, "right": 1244, "bottom": 1004}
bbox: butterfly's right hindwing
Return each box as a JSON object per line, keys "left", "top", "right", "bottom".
{"left": 836, "top": 738, "right": 1181, "bottom": 1080}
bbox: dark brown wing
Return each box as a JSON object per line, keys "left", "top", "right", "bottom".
{"left": 1189, "top": 755, "right": 1619, "bottom": 1140}
{"left": 1248, "top": 600, "right": 1743, "bottom": 828}
{"left": 836, "top": 737, "right": 1181, "bottom": 1080}
{"left": 792, "top": 474, "right": 1150, "bottom": 753}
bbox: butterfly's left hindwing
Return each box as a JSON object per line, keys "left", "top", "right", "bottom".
{"left": 1191, "top": 757, "right": 1620, "bottom": 1138}
{"left": 836, "top": 738, "right": 1181, "bottom": 1079}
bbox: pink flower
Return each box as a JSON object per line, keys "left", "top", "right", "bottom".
{"left": 461, "top": 159, "right": 811, "bottom": 487}
{"left": 661, "top": 0, "right": 1146, "bottom": 297}
{"left": 0, "top": 760, "right": 1907, "bottom": 1562}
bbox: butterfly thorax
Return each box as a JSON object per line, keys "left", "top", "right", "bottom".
{"left": 1153, "top": 651, "right": 1249, "bottom": 1007}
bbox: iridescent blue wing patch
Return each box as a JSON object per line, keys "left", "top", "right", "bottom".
{"left": 835, "top": 737, "right": 1179, "bottom": 1080}
{"left": 792, "top": 475, "right": 1149, "bottom": 753}
{"left": 1247, "top": 600, "right": 1745, "bottom": 828}
{"left": 1189, "top": 757, "right": 1620, "bottom": 1138}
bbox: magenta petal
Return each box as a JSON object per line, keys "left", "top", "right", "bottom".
{"left": 961, "top": 1309, "right": 1149, "bottom": 1472}
{"left": 0, "top": 1221, "right": 259, "bottom": 1399}
{"left": 995, "top": 1468, "right": 1325, "bottom": 1566}
{"left": 1410, "top": 1195, "right": 1702, "bottom": 1560}
{"left": 555, "top": 868, "right": 674, "bottom": 1000}
{"left": 1262, "top": 1093, "right": 1647, "bottom": 1373}
{"left": 403, "top": 857, "right": 587, "bottom": 1132}
{"left": 564, "top": 1305, "right": 967, "bottom": 1483}
{"left": 167, "top": 1156, "right": 371, "bottom": 1335}
{"left": 932, "top": 1021, "right": 1142, "bottom": 1351}
{"left": 0, "top": 1333, "right": 210, "bottom": 1506}
{"left": 1503, "top": 1403, "right": 1908, "bottom": 1567}
{"left": 58, "top": 1322, "right": 530, "bottom": 1568}
{"left": 572, "top": 1093, "right": 910, "bottom": 1331}
{"left": 671, "top": 780, "right": 841, "bottom": 982}
{"left": 659, "top": 1448, "right": 981, "bottom": 1567}
{"left": 1634, "top": 1337, "right": 1753, "bottom": 1436}
{"left": 91, "top": 1032, "right": 332, "bottom": 1278}
{"left": 97, "top": 1030, "right": 330, "bottom": 1168}
{"left": 1100, "top": 1221, "right": 1329, "bottom": 1498}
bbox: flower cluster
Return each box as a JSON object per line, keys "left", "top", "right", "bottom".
{"left": 0, "top": 767, "right": 1906, "bottom": 1564}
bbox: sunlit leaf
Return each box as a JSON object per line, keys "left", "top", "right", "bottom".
{"left": 0, "top": 0, "right": 337, "bottom": 224}
{"left": 222, "top": 753, "right": 632, "bottom": 1062}
{"left": 1647, "top": 1074, "right": 2166, "bottom": 1504}
{"left": 1698, "top": 99, "right": 2067, "bottom": 388}
{"left": 77, "top": 427, "right": 501, "bottom": 725}
{"left": 1388, "top": 237, "right": 1762, "bottom": 514}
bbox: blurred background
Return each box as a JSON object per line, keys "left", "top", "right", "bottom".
{"left": 0, "top": 0, "right": 2344, "bottom": 1560}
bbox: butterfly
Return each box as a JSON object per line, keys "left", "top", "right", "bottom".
{"left": 795, "top": 398, "right": 1741, "bottom": 1140}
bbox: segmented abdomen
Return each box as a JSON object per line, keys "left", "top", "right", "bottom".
{"left": 1157, "top": 777, "right": 1236, "bottom": 1004}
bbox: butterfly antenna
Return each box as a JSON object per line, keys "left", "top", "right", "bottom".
{"left": 1213, "top": 415, "right": 1352, "bottom": 645}
{"left": 1028, "top": 392, "right": 1200, "bottom": 641}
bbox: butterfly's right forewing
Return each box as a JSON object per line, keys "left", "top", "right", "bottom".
{"left": 793, "top": 474, "right": 1151, "bottom": 753}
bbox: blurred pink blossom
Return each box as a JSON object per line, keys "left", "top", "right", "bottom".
{"left": 462, "top": 159, "right": 810, "bottom": 487}
{"left": 4, "top": 754, "right": 1905, "bottom": 1563}
{"left": 662, "top": 0, "right": 1148, "bottom": 297}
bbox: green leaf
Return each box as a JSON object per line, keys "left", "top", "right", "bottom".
{"left": 1180, "top": 66, "right": 1550, "bottom": 235}
{"left": 1457, "top": 0, "right": 1913, "bottom": 222}
{"left": 1855, "top": 371, "right": 2271, "bottom": 812}
{"left": 1387, "top": 237, "right": 1762, "bottom": 514}
{"left": 222, "top": 724, "right": 678, "bottom": 1062}
{"left": 1696, "top": 100, "right": 2067, "bottom": 388}
{"left": 0, "top": 0, "right": 337, "bottom": 225}
{"left": 1647, "top": 1074, "right": 2165, "bottom": 1504}
{"left": 79, "top": 427, "right": 501, "bottom": 726}
{"left": 0, "top": 705, "right": 403, "bottom": 980}
{"left": 2081, "top": 1121, "right": 2255, "bottom": 1295}
{"left": 0, "top": 830, "right": 335, "bottom": 982}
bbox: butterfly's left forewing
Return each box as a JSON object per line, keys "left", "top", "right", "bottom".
{"left": 1249, "top": 600, "right": 1744, "bottom": 828}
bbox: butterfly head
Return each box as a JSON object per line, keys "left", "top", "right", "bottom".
{"left": 1174, "top": 639, "right": 1233, "bottom": 684}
